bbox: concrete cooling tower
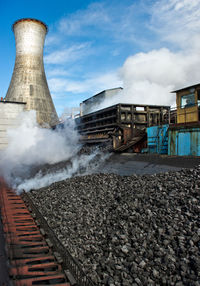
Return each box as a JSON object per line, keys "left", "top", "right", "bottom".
{"left": 5, "top": 18, "right": 58, "bottom": 126}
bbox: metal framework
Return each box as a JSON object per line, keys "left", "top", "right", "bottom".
{"left": 75, "top": 103, "right": 170, "bottom": 151}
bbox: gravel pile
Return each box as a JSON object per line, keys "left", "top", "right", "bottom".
{"left": 30, "top": 167, "right": 200, "bottom": 286}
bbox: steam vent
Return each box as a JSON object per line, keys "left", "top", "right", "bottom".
{"left": 5, "top": 18, "right": 58, "bottom": 126}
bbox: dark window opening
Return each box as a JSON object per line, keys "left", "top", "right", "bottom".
{"left": 181, "top": 93, "right": 195, "bottom": 108}
{"left": 30, "top": 85, "right": 34, "bottom": 96}
{"left": 197, "top": 90, "right": 200, "bottom": 106}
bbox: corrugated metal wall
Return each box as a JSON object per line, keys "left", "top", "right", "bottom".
{"left": 168, "top": 127, "right": 200, "bottom": 156}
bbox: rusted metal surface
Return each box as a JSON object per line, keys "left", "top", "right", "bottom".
{"left": 75, "top": 103, "right": 170, "bottom": 151}
{"left": 0, "top": 206, "right": 10, "bottom": 285}
{"left": 168, "top": 126, "right": 200, "bottom": 156}
{"left": 0, "top": 178, "right": 71, "bottom": 285}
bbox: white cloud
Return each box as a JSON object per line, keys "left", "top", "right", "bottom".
{"left": 44, "top": 43, "right": 91, "bottom": 64}
{"left": 58, "top": 2, "right": 111, "bottom": 36}
{"left": 45, "top": 34, "right": 60, "bottom": 46}
{"left": 46, "top": 0, "right": 200, "bottom": 113}
{"left": 48, "top": 70, "right": 121, "bottom": 96}
{"left": 151, "top": 0, "right": 200, "bottom": 49}
{"left": 46, "top": 68, "right": 69, "bottom": 77}
{"left": 85, "top": 0, "right": 200, "bottom": 111}
{"left": 56, "top": 1, "right": 147, "bottom": 45}
{"left": 117, "top": 0, "right": 200, "bottom": 107}
{"left": 120, "top": 48, "right": 200, "bottom": 106}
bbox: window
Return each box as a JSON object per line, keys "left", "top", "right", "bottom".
{"left": 136, "top": 107, "right": 144, "bottom": 111}
{"left": 197, "top": 90, "right": 200, "bottom": 106}
{"left": 180, "top": 93, "right": 195, "bottom": 108}
{"left": 30, "top": 85, "right": 33, "bottom": 96}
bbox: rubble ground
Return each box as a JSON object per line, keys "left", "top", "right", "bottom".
{"left": 30, "top": 163, "right": 200, "bottom": 286}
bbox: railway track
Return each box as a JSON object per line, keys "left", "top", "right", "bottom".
{"left": 0, "top": 178, "right": 94, "bottom": 286}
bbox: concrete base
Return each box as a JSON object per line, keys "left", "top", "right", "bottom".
{"left": 0, "top": 101, "right": 26, "bottom": 150}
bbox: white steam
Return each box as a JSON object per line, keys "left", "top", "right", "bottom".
{"left": 120, "top": 48, "right": 200, "bottom": 106}
{"left": 89, "top": 47, "right": 200, "bottom": 113}
{"left": 15, "top": 151, "right": 110, "bottom": 193}
{"left": 1, "top": 111, "right": 79, "bottom": 167}
{"left": 0, "top": 110, "right": 110, "bottom": 192}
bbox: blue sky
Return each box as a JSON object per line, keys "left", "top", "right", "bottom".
{"left": 1, "top": 0, "right": 200, "bottom": 116}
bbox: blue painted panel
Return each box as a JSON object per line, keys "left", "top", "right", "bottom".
{"left": 159, "top": 125, "right": 169, "bottom": 154}
{"left": 178, "top": 132, "right": 191, "bottom": 156}
{"left": 147, "top": 124, "right": 169, "bottom": 154}
{"left": 168, "top": 127, "right": 200, "bottom": 156}
{"left": 147, "top": 126, "right": 158, "bottom": 153}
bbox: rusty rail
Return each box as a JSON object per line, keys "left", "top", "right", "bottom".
{"left": 0, "top": 178, "right": 71, "bottom": 285}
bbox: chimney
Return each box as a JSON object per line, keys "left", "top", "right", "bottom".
{"left": 5, "top": 18, "right": 58, "bottom": 127}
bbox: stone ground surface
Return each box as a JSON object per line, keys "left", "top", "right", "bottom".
{"left": 30, "top": 158, "right": 200, "bottom": 286}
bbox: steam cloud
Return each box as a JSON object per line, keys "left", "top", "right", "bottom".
{"left": 0, "top": 111, "right": 108, "bottom": 192}
{"left": 89, "top": 48, "right": 200, "bottom": 113}
{"left": 15, "top": 151, "right": 109, "bottom": 193}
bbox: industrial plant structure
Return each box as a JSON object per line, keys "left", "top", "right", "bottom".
{"left": 76, "top": 101, "right": 170, "bottom": 152}
{"left": 147, "top": 83, "right": 200, "bottom": 156}
{"left": 5, "top": 18, "right": 58, "bottom": 127}
{"left": 76, "top": 84, "right": 200, "bottom": 156}
{"left": 168, "top": 83, "right": 200, "bottom": 156}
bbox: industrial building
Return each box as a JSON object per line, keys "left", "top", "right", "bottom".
{"left": 76, "top": 83, "right": 200, "bottom": 156}
{"left": 147, "top": 83, "right": 200, "bottom": 156}
{"left": 80, "top": 87, "right": 123, "bottom": 115}
{"left": 0, "top": 100, "right": 26, "bottom": 150}
{"left": 0, "top": 18, "right": 58, "bottom": 149}
{"left": 168, "top": 83, "right": 200, "bottom": 156}
{"left": 76, "top": 102, "right": 170, "bottom": 152}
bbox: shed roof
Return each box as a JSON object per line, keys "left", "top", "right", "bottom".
{"left": 171, "top": 83, "right": 200, "bottom": 93}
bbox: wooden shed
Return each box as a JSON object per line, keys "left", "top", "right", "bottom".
{"left": 172, "top": 83, "right": 200, "bottom": 124}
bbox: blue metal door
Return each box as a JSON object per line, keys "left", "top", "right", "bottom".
{"left": 178, "top": 132, "right": 191, "bottom": 156}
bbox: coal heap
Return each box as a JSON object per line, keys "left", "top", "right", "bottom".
{"left": 30, "top": 167, "right": 200, "bottom": 286}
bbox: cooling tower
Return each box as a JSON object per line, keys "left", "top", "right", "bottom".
{"left": 5, "top": 18, "right": 58, "bottom": 126}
